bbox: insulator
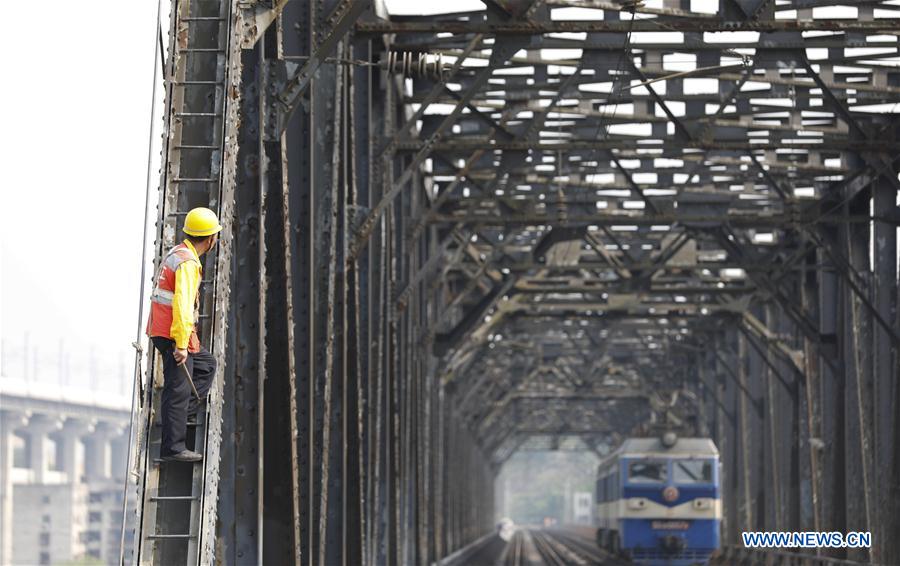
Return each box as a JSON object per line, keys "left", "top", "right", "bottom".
{"left": 383, "top": 51, "right": 446, "bottom": 81}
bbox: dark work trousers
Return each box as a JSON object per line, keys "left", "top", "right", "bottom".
{"left": 151, "top": 337, "right": 215, "bottom": 456}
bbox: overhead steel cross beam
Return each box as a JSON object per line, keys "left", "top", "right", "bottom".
{"left": 406, "top": 152, "right": 487, "bottom": 248}
{"left": 425, "top": 210, "right": 876, "bottom": 226}
{"left": 702, "top": 49, "right": 900, "bottom": 348}
{"left": 434, "top": 277, "right": 517, "bottom": 357}
{"left": 801, "top": 58, "right": 900, "bottom": 195}
{"left": 356, "top": 19, "right": 900, "bottom": 33}
{"left": 263, "top": 0, "right": 371, "bottom": 139}
{"left": 474, "top": 362, "right": 563, "bottom": 436}
{"left": 349, "top": 34, "right": 531, "bottom": 261}
{"left": 480, "top": 389, "right": 651, "bottom": 439}
{"left": 383, "top": 0, "right": 546, "bottom": 182}
{"left": 395, "top": 226, "right": 469, "bottom": 310}
{"left": 408, "top": 59, "right": 586, "bottom": 246}
{"left": 482, "top": 398, "right": 650, "bottom": 453}
{"left": 435, "top": 231, "right": 510, "bottom": 321}
{"left": 352, "top": 1, "right": 548, "bottom": 264}
{"left": 395, "top": 139, "right": 900, "bottom": 152}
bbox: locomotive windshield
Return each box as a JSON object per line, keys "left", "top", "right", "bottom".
{"left": 672, "top": 459, "right": 714, "bottom": 484}
{"left": 627, "top": 461, "right": 667, "bottom": 483}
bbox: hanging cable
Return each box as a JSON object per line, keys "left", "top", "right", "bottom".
{"left": 120, "top": 0, "right": 164, "bottom": 562}
{"left": 621, "top": 62, "right": 750, "bottom": 91}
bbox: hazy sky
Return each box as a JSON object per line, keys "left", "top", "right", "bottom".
{"left": 2, "top": 2, "right": 161, "bottom": 392}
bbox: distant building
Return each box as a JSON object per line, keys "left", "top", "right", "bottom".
{"left": 573, "top": 491, "right": 593, "bottom": 524}
{"left": 1, "top": 378, "right": 134, "bottom": 565}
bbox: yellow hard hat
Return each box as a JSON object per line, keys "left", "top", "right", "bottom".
{"left": 183, "top": 207, "right": 223, "bottom": 237}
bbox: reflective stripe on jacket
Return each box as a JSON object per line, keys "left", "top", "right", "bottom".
{"left": 146, "top": 241, "right": 202, "bottom": 352}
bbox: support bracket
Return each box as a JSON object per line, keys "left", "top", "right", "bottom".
{"left": 239, "top": 0, "right": 290, "bottom": 49}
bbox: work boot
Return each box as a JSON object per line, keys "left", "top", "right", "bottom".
{"left": 162, "top": 449, "right": 203, "bottom": 463}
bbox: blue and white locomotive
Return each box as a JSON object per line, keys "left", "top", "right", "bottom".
{"left": 595, "top": 434, "right": 721, "bottom": 565}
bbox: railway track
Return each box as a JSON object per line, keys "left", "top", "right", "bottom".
{"left": 502, "top": 528, "right": 627, "bottom": 566}
{"left": 503, "top": 530, "right": 526, "bottom": 566}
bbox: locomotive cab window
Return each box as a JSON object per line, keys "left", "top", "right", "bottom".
{"left": 627, "top": 460, "right": 667, "bottom": 483}
{"left": 673, "top": 459, "right": 713, "bottom": 484}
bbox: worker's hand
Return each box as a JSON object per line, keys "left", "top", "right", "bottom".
{"left": 173, "top": 348, "right": 188, "bottom": 365}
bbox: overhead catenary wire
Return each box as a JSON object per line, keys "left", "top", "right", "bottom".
{"left": 119, "top": 0, "right": 164, "bottom": 562}
{"left": 578, "top": 5, "right": 639, "bottom": 218}
{"left": 592, "top": 10, "right": 638, "bottom": 140}
{"left": 620, "top": 62, "right": 750, "bottom": 91}
{"left": 283, "top": 55, "right": 376, "bottom": 65}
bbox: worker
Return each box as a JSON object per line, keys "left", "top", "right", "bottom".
{"left": 146, "top": 207, "right": 221, "bottom": 462}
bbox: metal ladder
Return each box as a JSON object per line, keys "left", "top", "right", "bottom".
{"left": 131, "top": 0, "right": 234, "bottom": 563}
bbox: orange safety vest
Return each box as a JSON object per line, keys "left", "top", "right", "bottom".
{"left": 146, "top": 242, "right": 202, "bottom": 353}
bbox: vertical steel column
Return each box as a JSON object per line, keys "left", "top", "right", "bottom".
{"left": 369, "top": 64, "right": 390, "bottom": 566}
{"left": 737, "top": 333, "right": 765, "bottom": 530}
{"left": 434, "top": 383, "right": 446, "bottom": 560}
{"left": 256, "top": 21, "right": 300, "bottom": 565}
{"left": 344, "top": 34, "right": 369, "bottom": 566}
{"left": 714, "top": 332, "right": 739, "bottom": 544}
{"left": 817, "top": 222, "right": 846, "bottom": 558}
{"left": 279, "top": 2, "right": 313, "bottom": 562}
{"left": 800, "top": 249, "right": 824, "bottom": 535}
{"left": 762, "top": 304, "right": 783, "bottom": 531}
{"left": 872, "top": 175, "right": 899, "bottom": 562}
{"left": 842, "top": 179, "right": 874, "bottom": 563}
{"left": 384, "top": 73, "right": 400, "bottom": 566}
{"left": 216, "top": 39, "right": 264, "bottom": 565}
{"left": 696, "top": 352, "right": 711, "bottom": 438}
{"left": 310, "top": 29, "right": 342, "bottom": 566}
{"left": 782, "top": 304, "right": 801, "bottom": 532}
{"left": 425, "top": 358, "right": 439, "bottom": 564}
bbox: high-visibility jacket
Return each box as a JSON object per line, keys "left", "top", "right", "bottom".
{"left": 146, "top": 240, "right": 202, "bottom": 353}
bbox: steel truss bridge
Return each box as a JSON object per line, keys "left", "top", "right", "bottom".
{"left": 126, "top": 0, "right": 900, "bottom": 564}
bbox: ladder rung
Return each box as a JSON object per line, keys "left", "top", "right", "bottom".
{"left": 173, "top": 80, "right": 223, "bottom": 85}
{"left": 150, "top": 495, "right": 200, "bottom": 501}
{"left": 172, "top": 178, "right": 219, "bottom": 183}
{"left": 153, "top": 421, "right": 199, "bottom": 427}
{"left": 146, "top": 534, "right": 196, "bottom": 539}
{"left": 176, "top": 112, "right": 223, "bottom": 117}
{"left": 181, "top": 16, "right": 226, "bottom": 21}
{"left": 152, "top": 458, "right": 203, "bottom": 464}
{"left": 183, "top": 48, "right": 227, "bottom": 53}
{"left": 174, "top": 144, "right": 220, "bottom": 149}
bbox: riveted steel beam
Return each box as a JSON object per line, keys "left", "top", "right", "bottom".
{"left": 357, "top": 19, "right": 900, "bottom": 33}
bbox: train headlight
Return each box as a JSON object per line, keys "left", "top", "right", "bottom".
{"left": 692, "top": 498, "right": 712, "bottom": 510}
{"left": 627, "top": 498, "right": 648, "bottom": 510}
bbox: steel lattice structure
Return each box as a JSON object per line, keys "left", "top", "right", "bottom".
{"left": 128, "top": 0, "right": 900, "bottom": 564}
